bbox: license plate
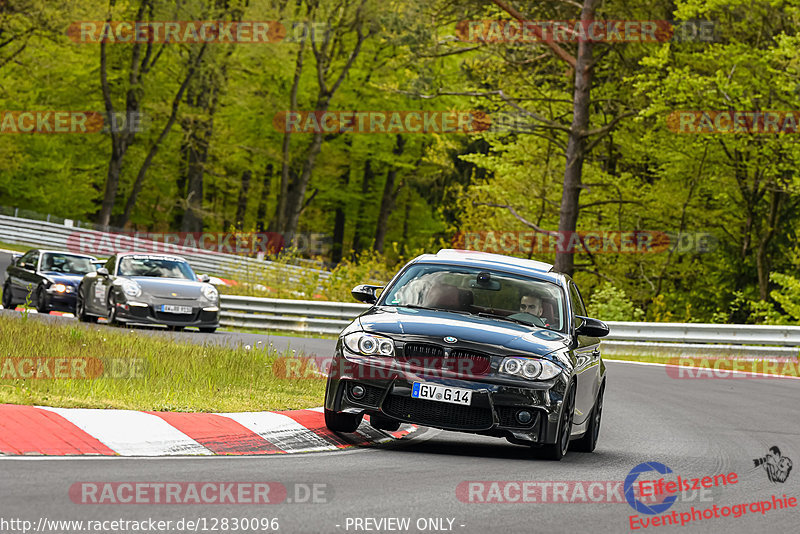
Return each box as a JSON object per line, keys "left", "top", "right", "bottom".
{"left": 160, "top": 305, "right": 192, "bottom": 314}
{"left": 411, "top": 382, "right": 472, "bottom": 405}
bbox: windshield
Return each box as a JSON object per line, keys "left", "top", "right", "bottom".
{"left": 40, "top": 253, "right": 96, "bottom": 275}
{"left": 379, "top": 263, "right": 566, "bottom": 332}
{"left": 117, "top": 255, "right": 195, "bottom": 280}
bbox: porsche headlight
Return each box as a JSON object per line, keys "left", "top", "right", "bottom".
{"left": 122, "top": 281, "right": 141, "bottom": 297}
{"left": 202, "top": 284, "right": 219, "bottom": 301}
{"left": 343, "top": 332, "right": 394, "bottom": 357}
{"left": 500, "top": 357, "right": 561, "bottom": 380}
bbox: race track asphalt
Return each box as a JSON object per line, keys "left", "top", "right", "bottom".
{"left": 0, "top": 312, "right": 798, "bottom": 533}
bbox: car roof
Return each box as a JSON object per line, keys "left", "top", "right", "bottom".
{"left": 410, "top": 249, "right": 564, "bottom": 284}
{"left": 38, "top": 250, "right": 98, "bottom": 260}
{"left": 116, "top": 252, "right": 189, "bottom": 262}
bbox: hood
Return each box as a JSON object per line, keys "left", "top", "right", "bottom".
{"left": 42, "top": 272, "right": 84, "bottom": 286}
{"left": 125, "top": 277, "right": 204, "bottom": 298}
{"left": 358, "top": 306, "right": 570, "bottom": 357}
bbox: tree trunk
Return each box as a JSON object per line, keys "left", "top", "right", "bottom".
{"left": 270, "top": 42, "right": 305, "bottom": 233}
{"left": 331, "top": 141, "right": 352, "bottom": 264}
{"left": 117, "top": 43, "right": 207, "bottom": 226}
{"left": 352, "top": 158, "right": 375, "bottom": 255}
{"left": 553, "top": 0, "right": 600, "bottom": 276}
{"left": 235, "top": 170, "right": 253, "bottom": 229}
{"left": 374, "top": 134, "right": 405, "bottom": 253}
{"left": 399, "top": 195, "right": 411, "bottom": 257}
{"left": 97, "top": 0, "right": 151, "bottom": 227}
{"left": 256, "top": 164, "right": 273, "bottom": 232}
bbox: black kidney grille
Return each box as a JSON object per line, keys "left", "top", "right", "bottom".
{"left": 399, "top": 345, "right": 490, "bottom": 376}
{"left": 382, "top": 394, "right": 493, "bottom": 430}
{"left": 403, "top": 343, "right": 445, "bottom": 359}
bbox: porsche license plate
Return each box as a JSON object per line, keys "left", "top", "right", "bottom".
{"left": 411, "top": 382, "right": 472, "bottom": 405}
{"left": 160, "top": 305, "right": 192, "bottom": 314}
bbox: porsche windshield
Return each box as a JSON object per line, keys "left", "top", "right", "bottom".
{"left": 380, "top": 264, "right": 566, "bottom": 332}
{"left": 118, "top": 256, "right": 195, "bottom": 280}
{"left": 40, "top": 253, "right": 96, "bottom": 275}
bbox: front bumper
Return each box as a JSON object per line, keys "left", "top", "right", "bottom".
{"left": 113, "top": 300, "right": 219, "bottom": 328}
{"left": 324, "top": 344, "right": 569, "bottom": 446}
{"left": 45, "top": 290, "right": 78, "bottom": 312}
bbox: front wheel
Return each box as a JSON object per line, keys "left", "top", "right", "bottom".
{"left": 572, "top": 382, "right": 604, "bottom": 453}
{"left": 533, "top": 384, "right": 575, "bottom": 461}
{"left": 35, "top": 285, "right": 49, "bottom": 314}
{"left": 106, "top": 293, "right": 119, "bottom": 326}
{"left": 1, "top": 281, "right": 13, "bottom": 309}
{"left": 76, "top": 291, "right": 97, "bottom": 323}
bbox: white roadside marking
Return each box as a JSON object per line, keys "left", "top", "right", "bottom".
{"left": 605, "top": 358, "right": 800, "bottom": 380}
{"left": 217, "top": 412, "right": 335, "bottom": 453}
{"left": 37, "top": 406, "right": 214, "bottom": 456}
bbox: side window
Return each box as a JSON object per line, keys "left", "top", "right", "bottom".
{"left": 19, "top": 251, "right": 39, "bottom": 269}
{"left": 104, "top": 256, "right": 116, "bottom": 274}
{"left": 569, "top": 282, "right": 587, "bottom": 317}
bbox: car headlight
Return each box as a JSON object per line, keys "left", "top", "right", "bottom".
{"left": 121, "top": 281, "right": 141, "bottom": 297}
{"left": 202, "top": 284, "right": 219, "bottom": 301}
{"left": 51, "top": 283, "right": 67, "bottom": 293}
{"left": 500, "top": 357, "right": 561, "bottom": 380}
{"left": 343, "top": 332, "right": 395, "bottom": 357}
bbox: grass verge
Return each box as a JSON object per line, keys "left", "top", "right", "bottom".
{"left": 0, "top": 314, "right": 325, "bottom": 412}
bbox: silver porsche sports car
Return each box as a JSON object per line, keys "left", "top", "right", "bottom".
{"left": 76, "top": 253, "right": 220, "bottom": 332}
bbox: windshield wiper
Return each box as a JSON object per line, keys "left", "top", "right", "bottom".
{"left": 399, "top": 304, "right": 472, "bottom": 315}
{"left": 474, "top": 312, "right": 542, "bottom": 328}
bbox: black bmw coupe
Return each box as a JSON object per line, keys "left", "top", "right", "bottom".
{"left": 323, "top": 249, "right": 609, "bottom": 460}
{"left": 2, "top": 249, "right": 99, "bottom": 314}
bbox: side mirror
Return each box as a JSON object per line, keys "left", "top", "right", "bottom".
{"left": 351, "top": 284, "right": 383, "bottom": 304}
{"left": 11, "top": 253, "right": 22, "bottom": 265}
{"left": 575, "top": 316, "right": 609, "bottom": 338}
{"left": 96, "top": 267, "right": 109, "bottom": 277}
{"left": 199, "top": 274, "right": 210, "bottom": 283}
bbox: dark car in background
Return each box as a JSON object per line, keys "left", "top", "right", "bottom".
{"left": 2, "top": 249, "right": 99, "bottom": 313}
{"left": 324, "top": 249, "right": 609, "bottom": 460}
{"left": 76, "top": 252, "right": 220, "bottom": 332}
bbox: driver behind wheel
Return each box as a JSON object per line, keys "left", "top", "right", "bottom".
{"left": 520, "top": 294, "right": 543, "bottom": 315}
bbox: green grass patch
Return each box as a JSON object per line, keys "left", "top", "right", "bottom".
{"left": 0, "top": 240, "right": 34, "bottom": 254}
{"left": 0, "top": 314, "right": 325, "bottom": 412}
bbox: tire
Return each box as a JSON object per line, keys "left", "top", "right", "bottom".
{"left": 1, "top": 281, "right": 13, "bottom": 309}
{"left": 572, "top": 382, "right": 605, "bottom": 453}
{"left": 35, "top": 285, "right": 49, "bottom": 314}
{"left": 199, "top": 327, "right": 217, "bottom": 333}
{"left": 533, "top": 383, "right": 576, "bottom": 461}
{"left": 76, "top": 291, "right": 97, "bottom": 323}
{"left": 324, "top": 408, "right": 363, "bottom": 433}
{"left": 370, "top": 413, "right": 401, "bottom": 432}
{"left": 323, "top": 380, "right": 363, "bottom": 432}
{"left": 106, "top": 293, "right": 119, "bottom": 326}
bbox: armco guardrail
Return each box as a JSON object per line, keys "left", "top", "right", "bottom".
{"left": 0, "top": 213, "right": 329, "bottom": 283}
{"left": 219, "top": 295, "right": 800, "bottom": 357}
